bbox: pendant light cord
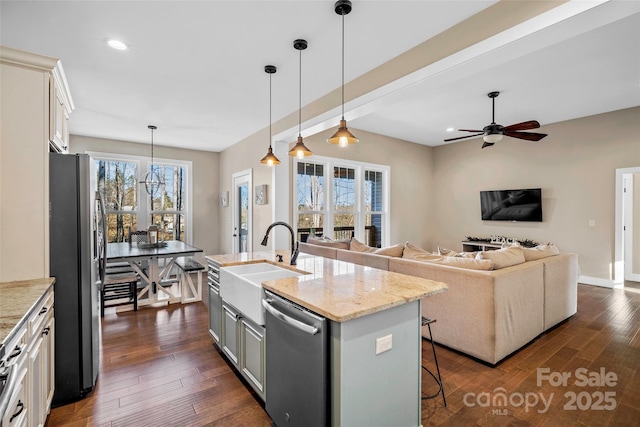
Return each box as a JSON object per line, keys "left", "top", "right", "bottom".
{"left": 298, "top": 46, "right": 302, "bottom": 137}
{"left": 341, "top": 11, "right": 345, "bottom": 120}
{"left": 150, "top": 127, "right": 154, "bottom": 170}
{"left": 269, "top": 71, "right": 273, "bottom": 148}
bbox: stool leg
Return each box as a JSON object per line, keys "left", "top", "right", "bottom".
{"left": 427, "top": 323, "right": 446, "bottom": 407}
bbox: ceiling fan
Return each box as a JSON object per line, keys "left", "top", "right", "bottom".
{"left": 444, "top": 91, "right": 548, "bottom": 148}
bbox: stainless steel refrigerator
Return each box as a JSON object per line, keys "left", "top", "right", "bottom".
{"left": 49, "top": 153, "right": 101, "bottom": 406}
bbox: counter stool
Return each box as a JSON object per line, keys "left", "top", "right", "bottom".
{"left": 421, "top": 316, "right": 446, "bottom": 407}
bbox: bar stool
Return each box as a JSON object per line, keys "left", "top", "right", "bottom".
{"left": 421, "top": 316, "right": 446, "bottom": 406}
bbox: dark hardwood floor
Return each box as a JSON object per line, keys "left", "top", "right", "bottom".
{"left": 46, "top": 283, "right": 640, "bottom": 426}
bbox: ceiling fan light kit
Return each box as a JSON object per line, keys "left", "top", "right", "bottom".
{"left": 445, "top": 91, "right": 548, "bottom": 148}
{"left": 327, "top": 0, "right": 359, "bottom": 147}
{"left": 260, "top": 64, "right": 281, "bottom": 166}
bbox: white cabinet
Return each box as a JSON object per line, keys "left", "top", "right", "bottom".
{"left": 0, "top": 46, "right": 73, "bottom": 282}
{"left": 49, "top": 68, "right": 73, "bottom": 153}
{"left": 27, "top": 290, "right": 55, "bottom": 427}
{"left": 26, "top": 288, "right": 55, "bottom": 427}
{"left": 1, "top": 286, "right": 54, "bottom": 427}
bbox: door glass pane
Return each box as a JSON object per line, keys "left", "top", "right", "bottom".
{"left": 238, "top": 184, "right": 249, "bottom": 252}
{"left": 333, "top": 166, "right": 355, "bottom": 240}
{"left": 365, "top": 170, "right": 383, "bottom": 247}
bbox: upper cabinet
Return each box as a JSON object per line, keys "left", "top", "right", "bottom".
{"left": 0, "top": 46, "right": 74, "bottom": 281}
{"left": 49, "top": 64, "right": 74, "bottom": 153}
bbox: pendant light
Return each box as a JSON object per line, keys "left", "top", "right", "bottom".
{"left": 288, "top": 39, "right": 313, "bottom": 159}
{"left": 260, "top": 65, "right": 281, "bottom": 166}
{"left": 141, "top": 125, "right": 164, "bottom": 195}
{"left": 327, "top": 0, "right": 358, "bottom": 147}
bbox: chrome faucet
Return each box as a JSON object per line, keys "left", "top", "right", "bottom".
{"left": 261, "top": 221, "right": 299, "bottom": 265}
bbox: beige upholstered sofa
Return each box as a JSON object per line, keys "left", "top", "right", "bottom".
{"left": 299, "top": 240, "right": 578, "bottom": 365}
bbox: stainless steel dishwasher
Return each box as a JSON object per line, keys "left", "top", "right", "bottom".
{"left": 262, "top": 290, "right": 328, "bottom": 426}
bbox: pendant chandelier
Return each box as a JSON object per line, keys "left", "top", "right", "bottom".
{"left": 260, "top": 65, "right": 280, "bottom": 166}
{"left": 288, "top": 39, "right": 313, "bottom": 159}
{"left": 327, "top": 0, "right": 358, "bottom": 147}
{"left": 142, "top": 125, "right": 163, "bottom": 196}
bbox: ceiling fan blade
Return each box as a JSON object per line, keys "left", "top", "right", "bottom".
{"left": 481, "top": 141, "right": 495, "bottom": 149}
{"left": 504, "top": 131, "right": 547, "bottom": 141}
{"left": 444, "top": 132, "right": 484, "bottom": 142}
{"left": 503, "top": 120, "right": 540, "bottom": 131}
{"left": 457, "top": 129, "right": 484, "bottom": 133}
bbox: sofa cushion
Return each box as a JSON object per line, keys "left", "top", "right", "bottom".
{"left": 350, "top": 238, "right": 404, "bottom": 257}
{"left": 476, "top": 246, "right": 525, "bottom": 269}
{"left": 307, "top": 235, "right": 350, "bottom": 250}
{"left": 521, "top": 242, "right": 560, "bottom": 261}
{"left": 431, "top": 256, "right": 494, "bottom": 270}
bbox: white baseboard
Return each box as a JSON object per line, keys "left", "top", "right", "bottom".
{"left": 579, "top": 275, "right": 624, "bottom": 289}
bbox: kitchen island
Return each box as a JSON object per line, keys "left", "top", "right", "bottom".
{"left": 206, "top": 251, "right": 447, "bottom": 427}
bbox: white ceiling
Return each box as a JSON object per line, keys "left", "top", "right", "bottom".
{"left": 1, "top": 1, "right": 639, "bottom": 152}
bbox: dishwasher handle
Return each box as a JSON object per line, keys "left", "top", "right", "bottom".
{"left": 262, "top": 299, "right": 319, "bottom": 335}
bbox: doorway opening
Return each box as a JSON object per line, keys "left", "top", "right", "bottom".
{"left": 616, "top": 166, "right": 640, "bottom": 287}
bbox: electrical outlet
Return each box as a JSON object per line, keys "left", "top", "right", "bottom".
{"left": 589, "top": 219, "right": 596, "bottom": 227}
{"left": 375, "top": 334, "right": 392, "bottom": 355}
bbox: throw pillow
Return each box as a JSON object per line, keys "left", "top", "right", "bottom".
{"left": 521, "top": 242, "right": 560, "bottom": 261}
{"left": 306, "top": 235, "right": 350, "bottom": 250}
{"left": 476, "top": 246, "right": 525, "bottom": 269}
{"left": 437, "top": 246, "right": 460, "bottom": 257}
{"left": 350, "top": 238, "right": 404, "bottom": 257}
{"left": 403, "top": 241, "right": 430, "bottom": 258}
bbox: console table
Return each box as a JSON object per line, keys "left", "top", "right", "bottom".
{"left": 462, "top": 241, "right": 502, "bottom": 252}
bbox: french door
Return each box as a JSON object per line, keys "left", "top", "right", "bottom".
{"left": 232, "top": 169, "right": 252, "bottom": 253}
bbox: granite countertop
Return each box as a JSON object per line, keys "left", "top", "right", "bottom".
{"left": 206, "top": 251, "right": 448, "bottom": 322}
{"left": 0, "top": 277, "right": 55, "bottom": 345}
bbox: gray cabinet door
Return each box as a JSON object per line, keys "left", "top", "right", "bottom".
{"left": 240, "top": 319, "right": 265, "bottom": 399}
{"left": 208, "top": 284, "right": 222, "bottom": 344}
{"left": 221, "top": 304, "right": 240, "bottom": 366}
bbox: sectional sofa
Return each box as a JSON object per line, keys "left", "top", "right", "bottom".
{"left": 299, "top": 238, "right": 579, "bottom": 365}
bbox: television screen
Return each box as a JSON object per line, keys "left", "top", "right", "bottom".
{"left": 480, "top": 188, "right": 542, "bottom": 222}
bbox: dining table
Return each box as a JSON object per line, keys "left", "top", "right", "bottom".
{"left": 106, "top": 240, "right": 203, "bottom": 306}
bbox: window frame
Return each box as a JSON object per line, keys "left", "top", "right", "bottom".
{"left": 293, "top": 155, "right": 390, "bottom": 247}
{"left": 88, "top": 151, "right": 193, "bottom": 244}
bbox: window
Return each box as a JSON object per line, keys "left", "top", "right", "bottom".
{"left": 294, "top": 156, "right": 389, "bottom": 247}
{"left": 149, "top": 164, "right": 186, "bottom": 242}
{"left": 97, "top": 160, "right": 138, "bottom": 243}
{"left": 92, "top": 152, "right": 192, "bottom": 244}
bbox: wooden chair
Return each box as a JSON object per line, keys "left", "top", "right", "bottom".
{"left": 100, "top": 272, "right": 138, "bottom": 317}
{"left": 176, "top": 257, "right": 206, "bottom": 303}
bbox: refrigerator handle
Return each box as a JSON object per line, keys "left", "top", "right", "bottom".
{"left": 262, "top": 299, "right": 319, "bottom": 335}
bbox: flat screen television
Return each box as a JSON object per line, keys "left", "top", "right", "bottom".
{"left": 480, "top": 188, "right": 542, "bottom": 222}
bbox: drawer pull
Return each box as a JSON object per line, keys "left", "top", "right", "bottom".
{"left": 39, "top": 306, "right": 48, "bottom": 315}
{"left": 42, "top": 327, "right": 51, "bottom": 336}
{"left": 10, "top": 400, "right": 25, "bottom": 422}
{"left": 8, "top": 346, "right": 22, "bottom": 361}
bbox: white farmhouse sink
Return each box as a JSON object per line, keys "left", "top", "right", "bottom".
{"left": 220, "top": 263, "right": 302, "bottom": 325}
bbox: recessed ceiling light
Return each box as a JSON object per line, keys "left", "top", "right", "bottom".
{"left": 446, "top": 127, "right": 455, "bottom": 132}
{"left": 107, "top": 39, "right": 128, "bottom": 50}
